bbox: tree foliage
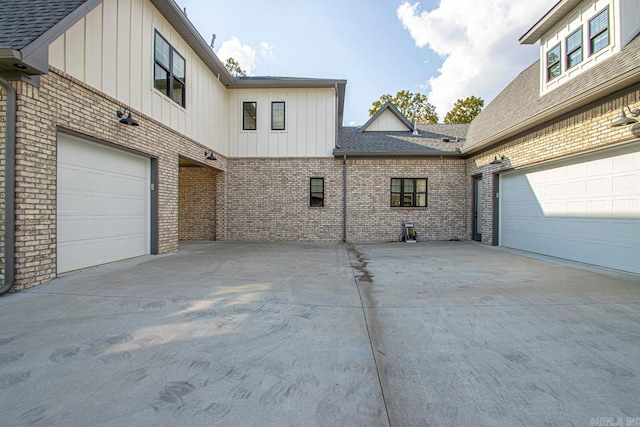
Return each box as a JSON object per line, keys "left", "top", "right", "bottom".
{"left": 369, "top": 90, "right": 438, "bottom": 124}
{"left": 443, "top": 96, "right": 484, "bottom": 124}
{"left": 224, "top": 57, "right": 246, "bottom": 77}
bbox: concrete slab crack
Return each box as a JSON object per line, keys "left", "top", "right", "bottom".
{"left": 346, "top": 244, "right": 391, "bottom": 427}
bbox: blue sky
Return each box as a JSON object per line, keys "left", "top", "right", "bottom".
{"left": 175, "top": 0, "right": 556, "bottom": 126}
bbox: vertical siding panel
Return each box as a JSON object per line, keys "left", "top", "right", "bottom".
{"left": 306, "top": 91, "right": 317, "bottom": 157}
{"left": 49, "top": 36, "right": 65, "bottom": 71}
{"left": 85, "top": 5, "right": 103, "bottom": 91}
{"left": 316, "top": 90, "right": 327, "bottom": 157}
{"left": 287, "top": 91, "right": 298, "bottom": 156}
{"left": 116, "top": 0, "right": 131, "bottom": 104}
{"left": 65, "top": 17, "right": 86, "bottom": 81}
{"left": 102, "top": 0, "right": 118, "bottom": 98}
{"left": 141, "top": 0, "right": 153, "bottom": 116}
{"left": 297, "top": 92, "right": 307, "bottom": 157}
{"left": 129, "top": 0, "right": 143, "bottom": 111}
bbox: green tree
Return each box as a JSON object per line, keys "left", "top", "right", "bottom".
{"left": 369, "top": 90, "right": 438, "bottom": 124}
{"left": 443, "top": 96, "right": 484, "bottom": 124}
{"left": 224, "top": 57, "right": 246, "bottom": 77}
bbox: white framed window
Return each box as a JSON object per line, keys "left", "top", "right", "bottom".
{"left": 566, "top": 27, "right": 583, "bottom": 69}
{"left": 589, "top": 8, "right": 609, "bottom": 55}
{"left": 547, "top": 44, "right": 561, "bottom": 81}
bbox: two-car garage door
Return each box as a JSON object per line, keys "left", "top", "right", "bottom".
{"left": 499, "top": 144, "right": 640, "bottom": 275}
{"left": 57, "top": 133, "right": 151, "bottom": 273}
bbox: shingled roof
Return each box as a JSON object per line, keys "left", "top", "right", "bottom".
{"left": 463, "top": 33, "right": 640, "bottom": 154}
{"left": 335, "top": 123, "right": 468, "bottom": 156}
{"left": 0, "top": 0, "right": 90, "bottom": 49}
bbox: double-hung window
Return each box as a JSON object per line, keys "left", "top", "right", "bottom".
{"left": 391, "top": 178, "right": 427, "bottom": 208}
{"left": 589, "top": 8, "right": 609, "bottom": 55}
{"left": 566, "top": 28, "right": 583, "bottom": 69}
{"left": 310, "top": 178, "right": 324, "bottom": 207}
{"left": 271, "top": 101, "right": 285, "bottom": 131}
{"left": 154, "top": 31, "right": 185, "bottom": 107}
{"left": 547, "top": 44, "right": 561, "bottom": 81}
{"left": 243, "top": 102, "right": 257, "bottom": 130}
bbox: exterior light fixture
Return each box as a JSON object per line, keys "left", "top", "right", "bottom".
{"left": 490, "top": 155, "right": 504, "bottom": 165}
{"left": 611, "top": 106, "right": 639, "bottom": 127}
{"left": 205, "top": 151, "right": 217, "bottom": 160}
{"left": 116, "top": 109, "right": 139, "bottom": 126}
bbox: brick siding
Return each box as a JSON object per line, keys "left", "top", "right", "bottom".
{"left": 178, "top": 166, "right": 218, "bottom": 241}
{"left": 345, "top": 158, "right": 467, "bottom": 242}
{"left": 467, "top": 87, "right": 640, "bottom": 245}
{"left": 5, "top": 69, "right": 226, "bottom": 289}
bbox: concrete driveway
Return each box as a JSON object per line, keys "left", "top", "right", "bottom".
{"left": 0, "top": 242, "right": 638, "bottom": 426}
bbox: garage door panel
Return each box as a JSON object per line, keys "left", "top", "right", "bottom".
{"left": 500, "top": 146, "right": 640, "bottom": 274}
{"left": 57, "top": 134, "right": 150, "bottom": 273}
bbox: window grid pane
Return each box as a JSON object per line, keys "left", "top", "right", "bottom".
{"left": 310, "top": 178, "right": 324, "bottom": 207}
{"left": 272, "top": 102, "right": 285, "bottom": 130}
{"left": 154, "top": 31, "right": 186, "bottom": 107}
{"left": 589, "top": 9, "right": 609, "bottom": 54}
{"left": 243, "top": 102, "right": 257, "bottom": 130}
{"left": 390, "top": 178, "right": 427, "bottom": 208}
{"left": 547, "top": 44, "right": 561, "bottom": 81}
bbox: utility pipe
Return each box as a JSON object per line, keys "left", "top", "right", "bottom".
{"left": 0, "top": 77, "right": 16, "bottom": 295}
{"left": 342, "top": 154, "right": 347, "bottom": 242}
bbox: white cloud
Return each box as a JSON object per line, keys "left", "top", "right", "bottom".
{"left": 260, "top": 42, "right": 275, "bottom": 60}
{"left": 217, "top": 37, "right": 257, "bottom": 75}
{"left": 397, "top": 0, "right": 556, "bottom": 118}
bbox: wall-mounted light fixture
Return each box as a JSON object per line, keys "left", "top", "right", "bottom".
{"left": 116, "top": 109, "right": 139, "bottom": 126}
{"left": 490, "top": 155, "right": 504, "bottom": 165}
{"left": 205, "top": 151, "right": 217, "bottom": 160}
{"left": 611, "top": 106, "right": 639, "bottom": 127}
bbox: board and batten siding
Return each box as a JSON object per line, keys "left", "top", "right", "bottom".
{"left": 229, "top": 88, "right": 336, "bottom": 158}
{"left": 48, "top": 0, "right": 230, "bottom": 156}
{"left": 364, "top": 109, "right": 410, "bottom": 132}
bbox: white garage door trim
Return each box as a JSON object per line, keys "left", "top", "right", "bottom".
{"left": 57, "top": 133, "right": 151, "bottom": 273}
{"left": 499, "top": 143, "right": 640, "bottom": 275}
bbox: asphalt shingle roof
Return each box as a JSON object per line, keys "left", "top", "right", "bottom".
{"left": 464, "top": 33, "right": 640, "bottom": 151}
{"left": 0, "top": 0, "right": 88, "bottom": 49}
{"left": 335, "top": 123, "right": 469, "bottom": 156}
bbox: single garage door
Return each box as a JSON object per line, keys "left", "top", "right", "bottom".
{"left": 500, "top": 144, "right": 640, "bottom": 274}
{"left": 57, "top": 133, "right": 151, "bottom": 273}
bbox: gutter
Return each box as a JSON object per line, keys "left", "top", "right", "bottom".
{"left": 0, "top": 77, "right": 15, "bottom": 295}
{"left": 342, "top": 155, "right": 347, "bottom": 243}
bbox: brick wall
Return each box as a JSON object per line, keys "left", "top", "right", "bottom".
{"left": 178, "top": 166, "right": 218, "bottom": 241}
{"left": 467, "top": 87, "right": 640, "bottom": 245}
{"left": 346, "top": 158, "right": 467, "bottom": 242}
{"left": 226, "top": 158, "right": 343, "bottom": 241}
{"left": 9, "top": 68, "right": 227, "bottom": 289}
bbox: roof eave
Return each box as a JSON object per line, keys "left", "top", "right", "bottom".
{"left": 462, "top": 67, "right": 640, "bottom": 155}
{"left": 520, "top": 0, "right": 583, "bottom": 44}
{"left": 149, "top": 0, "right": 234, "bottom": 86}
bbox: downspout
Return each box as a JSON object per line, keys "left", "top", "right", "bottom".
{"left": 0, "top": 77, "right": 16, "bottom": 295}
{"left": 342, "top": 154, "right": 347, "bottom": 242}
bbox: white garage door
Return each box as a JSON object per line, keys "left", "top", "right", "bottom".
{"left": 500, "top": 144, "right": 640, "bottom": 274}
{"left": 57, "top": 133, "right": 150, "bottom": 273}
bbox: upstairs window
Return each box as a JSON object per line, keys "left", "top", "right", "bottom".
{"left": 310, "top": 178, "right": 324, "bottom": 207}
{"left": 589, "top": 8, "right": 609, "bottom": 55}
{"left": 547, "top": 44, "right": 561, "bottom": 81}
{"left": 391, "top": 178, "right": 427, "bottom": 208}
{"left": 154, "top": 31, "right": 185, "bottom": 107}
{"left": 271, "top": 101, "right": 285, "bottom": 130}
{"left": 566, "top": 28, "right": 583, "bottom": 69}
{"left": 243, "top": 102, "right": 257, "bottom": 130}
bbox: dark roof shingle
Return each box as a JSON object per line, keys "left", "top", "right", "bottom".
{"left": 0, "top": 0, "right": 88, "bottom": 49}
{"left": 335, "top": 124, "right": 468, "bottom": 156}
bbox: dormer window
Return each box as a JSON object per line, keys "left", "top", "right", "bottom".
{"left": 566, "top": 28, "right": 583, "bottom": 69}
{"left": 589, "top": 8, "right": 609, "bottom": 55}
{"left": 547, "top": 44, "right": 561, "bottom": 81}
